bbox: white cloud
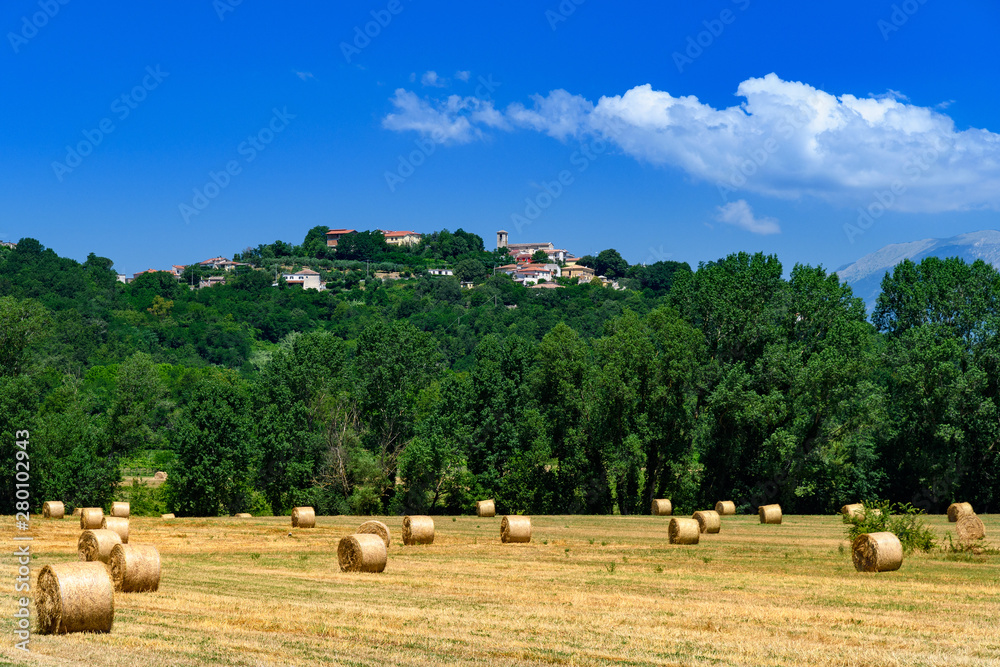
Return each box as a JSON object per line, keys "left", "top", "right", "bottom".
{"left": 294, "top": 71, "right": 314, "bottom": 81}
{"left": 421, "top": 70, "right": 447, "bottom": 87}
{"left": 382, "top": 88, "right": 504, "bottom": 144}
{"left": 455, "top": 70, "right": 471, "bottom": 82}
{"left": 382, "top": 73, "right": 1000, "bottom": 213}
{"left": 716, "top": 200, "right": 781, "bottom": 235}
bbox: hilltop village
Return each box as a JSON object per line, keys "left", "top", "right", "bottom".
{"left": 119, "top": 229, "right": 620, "bottom": 291}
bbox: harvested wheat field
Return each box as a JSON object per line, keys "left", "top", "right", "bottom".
{"left": 2, "top": 514, "right": 999, "bottom": 666}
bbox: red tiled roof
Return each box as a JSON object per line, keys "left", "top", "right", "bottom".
{"left": 528, "top": 282, "right": 564, "bottom": 289}
{"left": 326, "top": 228, "right": 356, "bottom": 235}
{"left": 381, "top": 230, "right": 420, "bottom": 238}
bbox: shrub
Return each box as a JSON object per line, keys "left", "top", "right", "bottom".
{"left": 843, "top": 499, "right": 935, "bottom": 553}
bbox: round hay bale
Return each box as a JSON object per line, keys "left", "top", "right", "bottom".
{"left": 852, "top": 532, "right": 903, "bottom": 572}
{"left": 160, "top": 513, "right": 175, "bottom": 519}
{"left": 36, "top": 562, "right": 114, "bottom": 634}
{"left": 500, "top": 516, "right": 532, "bottom": 543}
{"left": 235, "top": 513, "right": 252, "bottom": 518}
{"left": 758, "top": 504, "right": 782, "bottom": 524}
{"left": 947, "top": 502, "right": 974, "bottom": 522}
{"left": 693, "top": 510, "right": 721, "bottom": 534}
{"left": 714, "top": 501, "right": 736, "bottom": 516}
{"left": 402, "top": 515, "right": 435, "bottom": 545}
{"left": 80, "top": 507, "right": 103, "bottom": 530}
{"left": 110, "top": 502, "right": 130, "bottom": 518}
{"left": 72, "top": 507, "right": 82, "bottom": 517}
{"left": 338, "top": 534, "right": 387, "bottom": 573}
{"left": 956, "top": 514, "right": 986, "bottom": 543}
{"left": 101, "top": 516, "right": 129, "bottom": 544}
{"left": 78, "top": 529, "right": 122, "bottom": 564}
{"left": 841, "top": 503, "right": 864, "bottom": 519}
{"left": 153, "top": 471, "right": 167, "bottom": 481}
{"left": 669, "top": 517, "right": 701, "bottom": 545}
{"left": 109, "top": 544, "right": 161, "bottom": 593}
{"left": 651, "top": 499, "right": 672, "bottom": 516}
{"left": 476, "top": 499, "right": 496, "bottom": 518}
{"left": 291, "top": 507, "right": 316, "bottom": 528}
{"left": 43, "top": 501, "right": 65, "bottom": 519}
{"left": 357, "top": 520, "right": 391, "bottom": 549}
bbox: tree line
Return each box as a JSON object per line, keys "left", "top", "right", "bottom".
{"left": 1, "top": 237, "right": 996, "bottom": 517}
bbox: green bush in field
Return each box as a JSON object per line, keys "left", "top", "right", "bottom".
{"left": 843, "top": 499, "right": 935, "bottom": 553}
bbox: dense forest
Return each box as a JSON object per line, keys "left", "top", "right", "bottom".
{"left": 2, "top": 231, "right": 997, "bottom": 518}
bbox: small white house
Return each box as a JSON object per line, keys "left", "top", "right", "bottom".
{"left": 427, "top": 268, "right": 454, "bottom": 276}
{"left": 282, "top": 268, "right": 324, "bottom": 290}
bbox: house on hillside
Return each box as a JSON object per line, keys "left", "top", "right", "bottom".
{"left": 427, "top": 268, "right": 454, "bottom": 276}
{"left": 528, "top": 282, "right": 564, "bottom": 289}
{"left": 562, "top": 265, "right": 595, "bottom": 281}
{"left": 198, "top": 275, "right": 226, "bottom": 289}
{"left": 496, "top": 230, "right": 567, "bottom": 262}
{"left": 0, "top": 241, "right": 16, "bottom": 249}
{"left": 132, "top": 269, "right": 167, "bottom": 280}
{"left": 381, "top": 230, "right": 423, "bottom": 246}
{"left": 326, "top": 229, "right": 356, "bottom": 247}
{"left": 282, "top": 268, "right": 324, "bottom": 290}
{"left": 196, "top": 257, "right": 247, "bottom": 271}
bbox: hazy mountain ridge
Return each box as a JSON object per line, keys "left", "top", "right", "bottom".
{"left": 835, "top": 230, "right": 1000, "bottom": 311}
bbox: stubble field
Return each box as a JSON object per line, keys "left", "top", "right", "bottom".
{"left": 2, "top": 513, "right": 998, "bottom": 666}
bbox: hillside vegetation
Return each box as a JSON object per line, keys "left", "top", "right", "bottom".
{"left": 1, "top": 234, "right": 998, "bottom": 518}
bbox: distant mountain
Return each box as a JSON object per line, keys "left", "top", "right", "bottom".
{"left": 835, "top": 230, "right": 1000, "bottom": 312}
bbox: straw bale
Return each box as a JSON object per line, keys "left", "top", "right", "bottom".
{"left": 36, "top": 562, "right": 114, "bottom": 634}
{"left": 669, "top": 517, "right": 701, "bottom": 545}
{"left": 291, "top": 507, "right": 316, "bottom": 528}
{"left": 841, "top": 503, "right": 864, "bottom": 519}
{"left": 110, "top": 502, "right": 129, "bottom": 518}
{"left": 160, "top": 513, "right": 176, "bottom": 519}
{"left": 956, "top": 514, "right": 986, "bottom": 542}
{"left": 758, "top": 504, "right": 782, "bottom": 524}
{"left": 109, "top": 544, "right": 161, "bottom": 593}
{"left": 852, "top": 532, "right": 903, "bottom": 572}
{"left": 358, "top": 520, "right": 391, "bottom": 549}
{"left": 500, "top": 516, "right": 532, "bottom": 543}
{"left": 402, "top": 515, "right": 435, "bottom": 545}
{"left": 77, "top": 529, "right": 122, "bottom": 564}
{"left": 651, "top": 499, "right": 672, "bottom": 516}
{"left": 476, "top": 499, "right": 496, "bottom": 517}
{"left": 43, "top": 501, "right": 65, "bottom": 519}
{"left": 948, "top": 502, "right": 974, "bottom": 522}
{"left": 235, "top": 513, "right": 252, "bottom": 518}
{"left": 101, "top": 516, "right": 129, "bottom": 544}
{"left": 714, "top": 501, "right": 736, "bottom": 516}
{"left": 80, "top": 507, "right": 103, "bottom": 530}
{"left": 72, "top": 507, "right": 82, "bottom": 517}
{"left": 693, "top": 510, "right": 721, "bottom": 534}
{"left": 338, "top": 534, "right": 387, "bottom": 573}
{"left": 153, "top": 471, "right": 167, "bottom": 481}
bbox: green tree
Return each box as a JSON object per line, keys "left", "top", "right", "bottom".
{"left": 165, "top": 372, "right": 258, "bottom": 516}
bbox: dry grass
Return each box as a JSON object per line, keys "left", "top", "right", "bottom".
{"left": 3, "top": 514, "right": 1000, "bottom": 666}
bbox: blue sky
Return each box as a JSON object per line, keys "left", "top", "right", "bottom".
{"left": 2, "top": 1, "right": 999, "bottom": 275}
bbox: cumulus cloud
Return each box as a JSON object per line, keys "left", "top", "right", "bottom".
{"left": 382, "top": 88, "right": 505, "bottom": 144}
{"left": 382, "top": 73, "right": 1000, "bottom": 213}
{"left": 716, "top": 200, "right": 781, "bottom": 235}
{"left": 455, "top": 70, "right": 471, "bottom": 82}
{"left": 421, "top": 70, "right": 447, "bottom": 87}
{"left": 294, "top": 71, "right": 314, "bottom": 81}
